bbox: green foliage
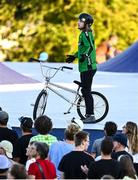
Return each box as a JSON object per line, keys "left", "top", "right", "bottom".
{"left": 0, "top": 0, "right": 138, "bottom": 62}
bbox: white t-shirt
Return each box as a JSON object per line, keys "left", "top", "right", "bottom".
{"left": 25, "top": 158, "right": 36, "bottom": 171}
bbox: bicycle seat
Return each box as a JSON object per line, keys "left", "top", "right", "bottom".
{"left": 73, "top": 80, "right": 82, "bottom": 87}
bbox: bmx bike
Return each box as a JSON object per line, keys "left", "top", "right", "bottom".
{"left": 31, "top": 58, "right": 109, "bottom": 123}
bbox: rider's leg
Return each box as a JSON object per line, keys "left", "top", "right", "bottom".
{"left": 80, "top": 69, "right": 96, "bottom": 116}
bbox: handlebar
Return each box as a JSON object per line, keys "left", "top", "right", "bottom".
{"left": 29, "top": 57, "right": 73, "bottom": 80}
{"left": 29, "top": 58, "right": 40, "bottom": 62}
{"left": 61, "top": 66, "right": 73, "bottom": 70}
{"left": 29, "top": 57, "right": 73, "bottom": 70}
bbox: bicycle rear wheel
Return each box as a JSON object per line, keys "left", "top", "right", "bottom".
{"left": 33, "top": 90, "right": 48, "bottom": 120}
{"left": 77, "top": 91, "right": 109, "bottom": 123}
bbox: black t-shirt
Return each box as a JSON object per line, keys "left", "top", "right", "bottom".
{"left": 0, "top": 127, "right": 18, "bottom": 156}
{"left": 88, "top": 159, "right": 122, "bottom": 179}
{"left": 58, "top": 151, "right": 94, "bottom": 179}
{"left": 111, "top": 150, "right": 133, "bottom": 162}
{"left": 13, "top": 134, "right": 33, "bottom": 165}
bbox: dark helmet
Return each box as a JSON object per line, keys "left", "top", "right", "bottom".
{"left": 79, "top": 13, "right": 94, "bottom": 26}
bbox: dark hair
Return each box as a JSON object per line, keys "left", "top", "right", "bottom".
{"left": 104, "top": 121, "right": 117, "bottom": 136}
{"left": 34, "top": 115, "right": 52, "bottom": 134}
{"left": 64, "top": 124, "right": 80, "bottom": 141}
{"left": 34, "top": 142, "right": 49, "bottom": 159}
{"left": 101, "top": 137, "right": 113, "bottom": 155}
{"left": 0, "top": 111, "right": 9, "bottom": 125}
{"left": 19, "top": 116, "right": 33, "bottom": 133}
{"left": 74, "top": 131, "right": 89, "bottom": 146}
{"left": 8, "top": 164, "right": 28, "bottom": 179}
{"left": 119, "top": 155, "right": 136, "bottom": 179}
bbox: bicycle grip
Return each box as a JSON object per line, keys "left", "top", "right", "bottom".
{"left": 62, "top": 66, "right": 73, "bottom": 70}
{"left": 29, "top": 58, "right": 40, "bottom": 62}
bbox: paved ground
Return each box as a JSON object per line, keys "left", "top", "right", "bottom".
{"left": 0, "top": 62, "right": 138, "bottom": 130}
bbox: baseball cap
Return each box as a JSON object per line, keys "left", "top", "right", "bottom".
{"left": 0, "top": 111, "right": 9, "bottom": 121}
{"left": 113, "top": 133, "right": 128, "bottom": 147}
{"left": 0, "top": 140, "right": 13, "bottom": 158}
{"left": 0, "top": 155, "right": 12, "bottom": 169}
{"left": 19, "top": 116, "right": 33, "bottom": 129}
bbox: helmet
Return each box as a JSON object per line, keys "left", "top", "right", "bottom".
{"left": 79, "top": 13, "right": 94, "bottom": 26}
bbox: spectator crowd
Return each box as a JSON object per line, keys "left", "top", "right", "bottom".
{"left": 0, "top": 107, "right": 137, "bottom": 179}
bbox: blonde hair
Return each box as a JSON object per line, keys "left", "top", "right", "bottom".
{"left": 126, "top": 121, "right": 138, "bottom": 153}
{"left": 64, "top": 123, "right": 80, "bottom": 141}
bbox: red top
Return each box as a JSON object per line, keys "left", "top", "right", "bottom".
{"left": 28, "top": 159, "right": 56, "bottom": 179}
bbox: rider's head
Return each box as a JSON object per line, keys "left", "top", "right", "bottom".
{"left": 78, "top": 13, "right": 94, "bottom": 31}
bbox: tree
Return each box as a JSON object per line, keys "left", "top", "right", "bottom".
{"left": 0, "top": 0, "right": 137, "bottom": 62}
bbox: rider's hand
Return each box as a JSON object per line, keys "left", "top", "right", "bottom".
{"left": 79, "top": 54, "right": 87, "bottom": 62}
{"left": 66, "top": 55, "right": 76, "bottom": 63}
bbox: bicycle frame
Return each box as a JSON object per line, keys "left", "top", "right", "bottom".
{"left": 44, "top": 81, "right": 82, "bottom": 113}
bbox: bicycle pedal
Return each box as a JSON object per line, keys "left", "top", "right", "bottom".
{"left": 64, "top": 112, "right": 70, "bottom": 114}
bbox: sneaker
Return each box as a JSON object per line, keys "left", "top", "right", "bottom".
{"left": 83, "top": 115, "right": 96, "bottom": 124}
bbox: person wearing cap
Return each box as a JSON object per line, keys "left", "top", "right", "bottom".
{"left": 13, "top": 116, "right": 34, "bottom": 165}
{"left": 111, "top": 133, "right": 133, "bottom": 162}
{"left": 66, "top": 13, "right": 97, "bottom": 123}
{"left": 49, "top": 122, "right": 81, "bottom": 178}
{"left": 0, "top": 140, "right": 13, "bottom": 159}
{"left": 0, "top": 155, "right": 12, "bottom": 179}
{"left": 0, "top": 111, "right": 18, "bottom": 157}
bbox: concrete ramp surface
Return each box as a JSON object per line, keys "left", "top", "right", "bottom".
{"left": 0, "top": 62, "right": 39, "bottom": 84}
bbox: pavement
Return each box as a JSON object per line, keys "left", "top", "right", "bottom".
{"left": 0, "top": 62, "right": 138, "bottom": 130}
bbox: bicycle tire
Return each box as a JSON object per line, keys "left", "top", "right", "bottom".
{"left": 77, "top": 91, "right": 109, "bottom": 123}
{"left": 33, "top": 90, "right": 48, "bottom": 120}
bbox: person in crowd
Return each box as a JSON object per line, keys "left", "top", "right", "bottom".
{"left": 49, "top": 122, "right": 81, "bottom": 178}
{"left": 30, "top": 115, "right": 58, "bottom": 146}
{"left": 0, "top": 111, "right": 18, "bottom": 157}
{"left": 119, "top": 155, "right": 137, "bottom": 179}
{"left": 7, "top": 163, "right": 28, "bottom": 179}
{"left": 58, "top": 131, "right": 94, "bottom": 179}
{"left": 25, "top": 141, "right": 36, "bottom": 171}
{"left": 122, "top": 121, "right": 138, "bottom": 154}
{"left": 91, "top": 121, "right": 117, "bottom": 158}
{"left": 96, "top": 34, "right": 120, "bottom": 63}
{"left": 28, "top": 141, "right": 56, "bottom": 179}
{"left": 0, "top": 155, "right": 12, "bottom": 179}
{"left": 13, "top": 116, "right": 34, "bottom": 165}
{"left": 0, "top": 140, "right": 16, "bottom": 166}
{"left": 122, "top": 121, "right": 138, "bottom": 175}
{"left": 87, "top": 137, "right": 122, "bottom": 179}
{"left": 111, "top": 133, "right": 133, "bottom": 162}
{"left": 66, "top": 13, "right": 97, "bottom": 123}
{"left": 0, "top": 140, "right": 13, "bottom": 159}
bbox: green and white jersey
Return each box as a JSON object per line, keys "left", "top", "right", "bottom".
{"left": 74, "top": 30, "right": 97, "bottom": 72}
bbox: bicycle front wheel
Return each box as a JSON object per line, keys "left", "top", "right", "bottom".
{"left": 33, "top": 90, "right": 48, "bottom": 120}
{"left": 77, "top": 91, "right": 109, "bottom": 123}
